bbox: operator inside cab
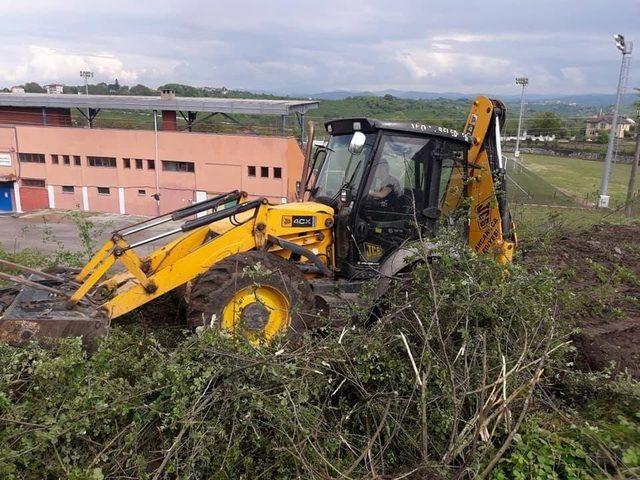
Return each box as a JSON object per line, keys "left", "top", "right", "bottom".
{"left": 367, "top": 160, "right": 401, "bottom": 203}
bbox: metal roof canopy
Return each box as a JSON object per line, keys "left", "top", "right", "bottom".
{"left": 0, "top": 93, "right": 319, "bottom": 116}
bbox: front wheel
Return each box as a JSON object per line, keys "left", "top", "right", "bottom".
{"left": 187, "top": 251, "right": 314, "bottom": 344}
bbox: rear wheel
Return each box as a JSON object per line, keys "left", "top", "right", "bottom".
{"left": 187, "top": 251, "right": 314, "bottom": 344}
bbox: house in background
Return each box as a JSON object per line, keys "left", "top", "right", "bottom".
{"left": 585, "top": 114, "right": 636, "bottom": 139}
{"left": 44, "top": 84, "right": 65, "bottom": 95}
{"left": 10, "top": 86, "right": 25, "bottom": 94}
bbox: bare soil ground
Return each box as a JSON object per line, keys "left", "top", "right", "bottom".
{"left": 525, "top": 224, "right": 640, "bottom": 378}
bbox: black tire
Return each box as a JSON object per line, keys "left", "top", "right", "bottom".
{"left": 187, "top": 251, "right": 315, "bottom": 341}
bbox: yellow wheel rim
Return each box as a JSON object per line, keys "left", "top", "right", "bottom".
{"left": 221, "top": 285, "right": 290, "bottom": 343}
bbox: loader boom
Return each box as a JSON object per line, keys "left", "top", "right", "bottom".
{"left": 75, "top": 195, "right": 333, "bottom": 320}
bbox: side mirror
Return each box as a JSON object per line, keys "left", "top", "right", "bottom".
{"left": 340, "top": 188, "right": 352, "bottom": 205}
{"left": 348, "top": 131, "right": 366, "bottom": 154}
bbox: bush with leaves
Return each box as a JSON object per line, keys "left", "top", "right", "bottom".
{"left": 0, "top": 240, "right": 567, "bottom": 479}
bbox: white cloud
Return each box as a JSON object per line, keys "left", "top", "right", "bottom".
{"left": 0, "top": 46, "right": 137, "bottom": 84}
{"left": 560, "top": 66, "right": 587, "bottom": 86}
{"left": 389, "top": 43, "right": 510, "bottom": 84}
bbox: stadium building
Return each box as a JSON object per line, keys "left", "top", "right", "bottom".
{"left": 0, "top": 90, "right": 318, "bottom": 215}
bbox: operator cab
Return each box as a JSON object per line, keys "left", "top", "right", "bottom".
{"left": 307, "top": 118, "right": 470, "bottom": 278}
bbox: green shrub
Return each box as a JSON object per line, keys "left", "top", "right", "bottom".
{"left": 0, "top": 241, "right": 566, "bottom": 479}
{"left": 493, "top": 410, "right": 640, "bottom": 480}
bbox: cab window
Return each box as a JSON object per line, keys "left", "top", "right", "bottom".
{"left": 313, "top": 133, "right": 374, "bottom": 199}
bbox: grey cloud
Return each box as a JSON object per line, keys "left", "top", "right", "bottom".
{"left": 0, "top": 0, "right": 639, "bottom": 95}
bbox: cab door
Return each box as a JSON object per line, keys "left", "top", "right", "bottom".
{"left": 350, "top": 135, "right": 464, "bottom": 269}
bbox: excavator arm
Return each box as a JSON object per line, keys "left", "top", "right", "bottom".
{"left": 443, "top": 96, "right": 517, "bottom": 263}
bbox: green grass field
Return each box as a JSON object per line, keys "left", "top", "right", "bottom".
{"left": 519, "top": 153, "right": 632, "bottom": 205}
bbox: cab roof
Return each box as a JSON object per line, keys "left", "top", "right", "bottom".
{"left": 324, "top": 118, "right": 471, "bottom": 145}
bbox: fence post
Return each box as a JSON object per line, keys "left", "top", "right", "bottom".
{"left": 625, "top": 126, "right": 640, "bottom": 217}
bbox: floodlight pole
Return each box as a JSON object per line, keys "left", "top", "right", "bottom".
{"left": 599, "top": 35, "right": 632, "bottom": 208}
{"left": 79, "top": 70, "right": 93, "bottom": 128}
{"left": 514, "top": 77, "right": 528, "bottom": 159}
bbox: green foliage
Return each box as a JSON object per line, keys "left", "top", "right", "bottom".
{"left": 528, "top": 111, "right": 567, "bottom": 137}
{"left": 595, "top": 131, "right": 609, "bottom": 144}
{"left": 314, "top": 96, "right": 471, "bottom": 130}
{"left": 65, "top": 210, "right": 106, "bottom": 259}
{"left": 492, "top": 411, "right": 640, "bottom": 480}
{"left": 492, "top": 369, "right": 640, "bottom": 480}
{"left": 129, "top": 84, "right": 157, "bottom": 96}
{"left": 23, "top": 82, "right": 45, "bottom": 93}
{"left": 0, "top": 242, "right": 564, "bottom": 478}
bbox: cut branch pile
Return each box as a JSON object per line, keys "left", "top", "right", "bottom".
{"left": 0, "top": 240, "right": 564, "bottom": 479}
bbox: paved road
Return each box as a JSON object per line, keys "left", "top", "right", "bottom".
{"left": 0, "top": 210, "right": 182, "bottom": 258}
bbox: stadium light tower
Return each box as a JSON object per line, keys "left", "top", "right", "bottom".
{"left": 514, "top": 77, "right": 529, "bottom": 158}
{"left": 599, "top": 34, "right": 633, "bottom": 208}
{"left": 79, "top": 70, "right": 93, "bottom": 127}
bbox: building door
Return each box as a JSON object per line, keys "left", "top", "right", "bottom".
{"left": 0, "top": 182, "right": 13, "bottom": 211}
{"left": 20, "top": 179, "right": 49, "bottom": 211}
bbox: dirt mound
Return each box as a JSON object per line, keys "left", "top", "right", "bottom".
{"left": 525, "top": 224, "right": 640, "bottom": 378}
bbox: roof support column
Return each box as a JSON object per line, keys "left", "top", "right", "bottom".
{"left": 80, "top": 108, "right": 101, "bottom": 128}
{"left": 41, "top": 107, "right": 47, "bottom": 126}
{"left": 188, "top": 111, "right": 197, "bottom": 132}
{"left": 295, "top": 112, "right": 306, "bottom": 144}
{"left": 280, "top": 115, "right": 286, "bottom": 136}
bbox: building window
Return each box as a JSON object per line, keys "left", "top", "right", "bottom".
{"left": 18, "top": 153, "right": 45, "bottom": 163}
{"left": 62, "top": 155, "right": 70, "bottom": 165}
{"left": 135, "top": 159, "right": 143, "bottom": 169}
{"left": 88, "top": 156, "right": 117, "bottom": 168}
{"left": 248, "top": 165, "right": 256, "bottom": 177}
{"left": 273, "top": 167, "right": 282, "bottom": 179}
{"left": 21, "top": 178, "right": 45, "bottom": 187}
{"left": 138, "top": 189, "right": 146, "bottom": 195}
{"left": 147, "top": 160, "right": 155, "bottom": 170}
{"left": 97, "top": 187, "right": 110, "bottom": 195}
{"left": 260, "top": 166, "right": 269, "bottom": 178}
{"left": 51, "top": 154, "right": 59, "bottom": 164}
{"left": 62, "top": 185, "right": 75, "bottom": 194}
{"left": 123, "top": 158, "right": 131, "bottom": 169}
{"left": 162, "top": 160, "right": 195, "bottom": 173}
{"left": 73, "top": 155, "right": 81, "bottom": 166}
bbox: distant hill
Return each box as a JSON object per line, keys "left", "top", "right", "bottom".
{"left": 307, "top": 90, "right": 472, "bottom": 101}
{"left": 302, "top": 90, "right": 638, "bottom": 108}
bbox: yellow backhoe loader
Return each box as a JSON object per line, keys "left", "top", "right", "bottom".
{"left": 0, "top": 96, "right": 516, "bottom": 346}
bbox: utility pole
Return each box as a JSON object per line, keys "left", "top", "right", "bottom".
{"left": 625, "top": 107, "right": 640, "bottom": 216}
{"left": 514, "top": 77, "right": 528, "bottom": 159}
{"left": 79, "top": 70, "right": 93, "bottom": 127}
{"left": 153, "top": 110, "right": 161, "bottom": 216}
{"left": 599, "top": 34, "right": 633, "bottom": 208}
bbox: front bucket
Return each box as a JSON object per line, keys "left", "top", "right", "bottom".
{"left": 0, "top": 277, "right": 109, "bottom": 349}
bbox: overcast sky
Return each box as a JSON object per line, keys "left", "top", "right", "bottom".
{"left": 1, "top": 0, "right": 639, "bottom": 96}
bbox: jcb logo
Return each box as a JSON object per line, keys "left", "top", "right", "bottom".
{"left": 364, "top": 242, "right": 383, "bottom": 262}
{"left": 476, "top": 201, "right": 491, "bottom": 229}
